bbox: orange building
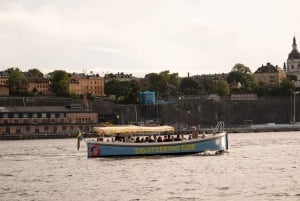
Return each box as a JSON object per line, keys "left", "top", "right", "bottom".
{"left": 27, "top": 77, "right": 51, "bottom": 95}
{"left": 254, "top": 63, "right": 286, "bottom": 87}
{"left": 69, "top": 74, "right": 105, "bottom": 96}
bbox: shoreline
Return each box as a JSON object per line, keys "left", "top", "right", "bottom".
{"left": 1, "top": 126, "right": 300, "bottom": 140}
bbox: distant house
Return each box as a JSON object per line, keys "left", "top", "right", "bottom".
{"left": 68, "top": 73, "right": 105, "bottom": 97}
{"left": 0, "top": 72, "right": 9, "bottom": 96}
{"left": 253, "top": 62, "right": 286, "bottom": 87}
{"left": 27, "top": 76, "right": 51, "bottom": 95}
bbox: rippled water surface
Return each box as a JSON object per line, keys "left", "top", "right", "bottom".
{"left": 0, "top": 132, "right": 299, "bottom": 201}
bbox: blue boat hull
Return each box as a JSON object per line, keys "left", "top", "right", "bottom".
{"left": 87, "top": 133, "right": 228, "bottom": 158}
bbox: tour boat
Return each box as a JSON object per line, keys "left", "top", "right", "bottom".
{"left": 83, "top": 122, "right": 228, "bottom": 158}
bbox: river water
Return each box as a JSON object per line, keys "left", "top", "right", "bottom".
{"left": 0, "top": 132, "right": 299, "bottom": 201}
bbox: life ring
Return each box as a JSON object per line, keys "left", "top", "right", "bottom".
{"left": 89, "top": 145, "right": 100, "bottom": 157}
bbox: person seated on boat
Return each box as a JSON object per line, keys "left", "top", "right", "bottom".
{"left": 97, "top": 137, "right": 104, "bottom": 142}
{"left": 174, "top": 134, "right": 181, "bottom": 141}
{"left": 144, "top": 136, "right": 149, "bottom": 143}
{"left": 153, "top": 135, "right": 158, "bottom": 142}
{"left": 125, "top": 136, "right": 132, "bottom": 142}
{"left": 171, "top": 135, "right": 175, "bottom": 141}
{"left": 135, "top": 137, "right": 141, "bottom": 143}
{"left": 148, "top": 136, "right": 154, "bottom": 143}
{"left": 166, "top": 135, "right": 172, "bottom": 142}
{"left": 163, "top": 136, "right": 168, "bottom": 142}
{"left": 140, "top": 138, "right": 144, "bottom": 143}
{"left": 188, "top": 134, "right": 192, "bottom": 140}
{"left": 192, "top": 126, "right": 198, "bottom": 139}
{"left": 157, "top": 136, "right": 163, "bottom": 142}
{"left": 115, "top": 134, "right": 121, "bottom": 142}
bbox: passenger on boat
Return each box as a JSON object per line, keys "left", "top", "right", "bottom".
{"left": 125, "top": 136, "right": 132, "bottom": 142}
{"left": 188, "top": 134, "right": 192, "bottom": 140}
{"left": 174, "top": 134, "right": 181, "bottom": 141}
{"left": 163, "top": 136, "right": 168, "bottom": 142}
{"left": 157, "top": 136, "right": 163, "bottom": 142}
{"left": 192, "top": 126, "right": 198, "bottom": 139}
{"left": 115, "top": 134, "right": 122, "bottom": 142}
{"left": 135, "top": 137, "right": 140, "bottom": 143}
{"left": 148, "top": 136, "right": 154, "bottom": 143}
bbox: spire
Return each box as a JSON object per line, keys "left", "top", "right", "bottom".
{"left": 293, "top": 35, "right": 297, "bottom": 50}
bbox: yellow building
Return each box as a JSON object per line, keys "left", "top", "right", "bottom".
{"left": 254, "top": 63, "right": 286, "bottom": 87}
{"left": 27, "top": 77, "right": 51, "bottom": 94}
{"left": 69, "top": 74, "right": 105, "bottom": 96}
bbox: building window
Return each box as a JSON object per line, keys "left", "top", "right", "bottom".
{"left": 23, "top": 119, "right": 29, "bottom": 124}
{"left": 41, "top": 118, "right": 48, "bottom": 123}
{"left": 62, "top": 126, "right": 66, "bottom": 131}
{"left": 16, "top": 127, "right": 21, "bottom": 134}
{"left": 59, "top": 119, "right": 64, "bottom": 123}
{"left": 44, "top": 126, "right": 49, "bottom": 131}
{"left": 50, "top": 113, "right": 55, "bottom": 118}
{"left": 23, "top": 113, "right": 28, "bottom": 118}
{"left": 3, "top": 113, "right": 8, "bottom": 118}
{"left": 13, "top": 119, "right": 19, "bottom": 124}
{"left": 53, "top": 126, "right": 57, "bottom": 133}
{"left": 25, "top": 127, "right": 30, "bottom": 133}
{"left": 50, "top": 118, "right": 56, "bottom": 123}
{"left": 13, "top": 113, "right": 19, "bottom": 118}
{"left": 5, "top": 127, "right": 10, "bottom": 133}
{"left": 35, "top": 127, "right": 39, "bottom": 134}
{"left": 3, "top": 119, "right": 9, "bottom": 124}
{"left": 32, "top": 118, "right": 38, "bottom": 124}
{"left": 32, "top": 113, "right": 38, "bottom": 118}
{"left": 42, "top": 113, "right": 47, "bottom": 118}
{"left": 59, "top": 113, "right": 64, "bottom": 118}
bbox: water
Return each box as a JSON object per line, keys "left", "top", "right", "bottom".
{"left": 0, "top": 132, "right": 299, "bottom": 201}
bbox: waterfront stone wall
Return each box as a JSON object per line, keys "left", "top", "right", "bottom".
{"left": 0, "top": 97, "right": 297, "bottom": 128}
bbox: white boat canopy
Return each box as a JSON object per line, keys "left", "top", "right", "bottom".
{"left": 93, "top": 125, "right": 174, "bottom": 135}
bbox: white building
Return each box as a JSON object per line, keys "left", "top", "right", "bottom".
{"left": 285, "top": 36, "right": 300, "bottom": 87}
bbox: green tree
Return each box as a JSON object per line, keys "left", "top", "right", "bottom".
{"left": 27, "top": 68, "right": 43, "bottom": 77}
{"left": 7, "top": 68, "right": 29, "bottom": 95}
{"left": 144, "top": 70, "right": 180, "bottom": 98}
{"left": 104, "top": 79, "right": 127, "bottom": 102}
{"left": 227, "top": 63, "right": 255, "bottom": 92}
{"left": 122, "top": 79, "right": 141, "bottom": 104}
{"left": 50, "top": 70, "right": 69, "bottom": 96}
{"left": 216, "top": 80, "right": 230, "bottom": 96}
{"left": 198, "top": 77, "right": 214, "bottom": 94}
{"left": 180, "top": 78, "right": 200, "bottom": 95}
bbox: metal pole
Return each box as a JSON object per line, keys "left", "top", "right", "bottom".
{"left": 294, "top": 92, "right": 296, "bottom": 124}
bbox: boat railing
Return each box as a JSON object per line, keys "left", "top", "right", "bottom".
{"left": 212, "top": 121, "right": 224, "bottom": 134}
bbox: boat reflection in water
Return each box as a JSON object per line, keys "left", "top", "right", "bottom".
{"left": 85, "top": 122, "right": 228, "bottom": 158}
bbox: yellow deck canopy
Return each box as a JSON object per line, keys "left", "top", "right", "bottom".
{"left": 93, "top": 125, "right": 174, "bottom": 135}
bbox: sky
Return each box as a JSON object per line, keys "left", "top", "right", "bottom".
{"left": 0, "top": 0, "right": 300, "bottom": 77}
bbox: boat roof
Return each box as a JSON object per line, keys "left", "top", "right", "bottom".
{"left": 93, "top": 125, "right": 174, "bottom": 135}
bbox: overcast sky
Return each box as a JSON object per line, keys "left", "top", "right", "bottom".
{"left": 0, "top": 0, "right": 299, "bottom": 77}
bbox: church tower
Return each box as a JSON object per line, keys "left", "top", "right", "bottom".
{"left": 286, "top": 36, "right": 300, "bottom": 86}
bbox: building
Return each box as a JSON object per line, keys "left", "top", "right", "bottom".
{"left": 0, "top": 105, "right": 98, "bottom": 136}
{"left": 27, "top": 76, "right": 51, "bottom": 95}
{"left": 253, "top": 62, "right": 286, "bottom": 87}
{"left": 285, "top": 36, "right": 300, "bottom": 87}
{"left": 0, "top": 71, "right": 9, "bottom": 96}
{"left": 69, "top": 73, "right": 105, "bottom": 97}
